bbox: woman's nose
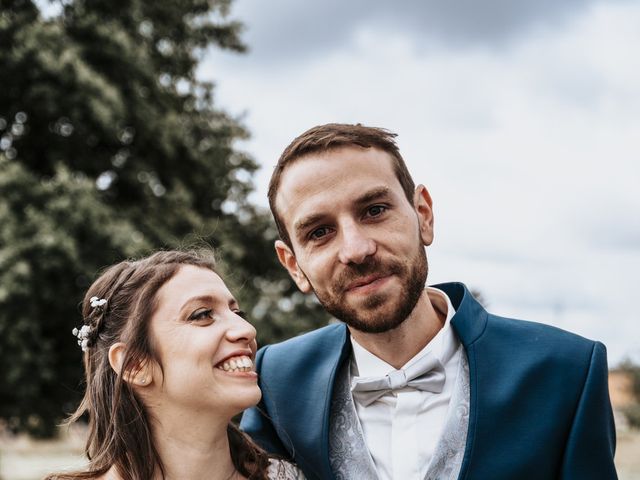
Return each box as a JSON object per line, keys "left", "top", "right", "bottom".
{"left": 226, "top": 313, "right": 257, "bottom": 344}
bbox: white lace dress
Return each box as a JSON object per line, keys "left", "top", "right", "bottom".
{"left": 266, "top": 459, "right": 306, "bottom": 479}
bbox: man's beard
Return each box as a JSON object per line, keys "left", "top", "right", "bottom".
{"left": 309, "top": 246, "right": 428, "bottom": 334}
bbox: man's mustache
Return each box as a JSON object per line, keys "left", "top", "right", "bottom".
{"left": 334, "top": 257, "right": 404, "bottom": 292}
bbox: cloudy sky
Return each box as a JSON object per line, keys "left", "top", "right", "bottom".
{"left": 200, "top": 0, "right": 640, "bottom": 365}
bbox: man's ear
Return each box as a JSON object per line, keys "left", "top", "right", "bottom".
{"left": 413, "top": 184, "right": 434, "bottom": 246}
{"left": 108, "top": 342, "right": 153, "bottom": 387}
{"left": 275, "top": 240, "right": 312, "bottom": 293}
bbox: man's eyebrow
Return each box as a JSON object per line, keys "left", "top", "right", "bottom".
{"left": 354, "top": 186, "right": 391, "bottom": 205}
{"left": 294, "top": 213, "right": 327, "bottom": 237}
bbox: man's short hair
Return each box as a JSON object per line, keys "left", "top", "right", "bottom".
{"left": 268, "top": 123, "right": 416, "bottom": 247}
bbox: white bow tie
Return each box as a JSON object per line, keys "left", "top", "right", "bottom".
{"left": 351, "top": 354, "right": 446, "bottom": 407}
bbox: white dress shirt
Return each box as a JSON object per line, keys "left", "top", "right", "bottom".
{"left": 350, "top": 287, "right": 460, "bottom": 480}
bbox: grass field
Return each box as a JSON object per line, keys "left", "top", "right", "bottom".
{"left": 1, "top": 427, "right": 638, "bottom": 479}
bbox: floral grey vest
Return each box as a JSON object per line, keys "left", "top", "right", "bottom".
{"left": 328, "top": 345, "right": 470, "bottom": 480}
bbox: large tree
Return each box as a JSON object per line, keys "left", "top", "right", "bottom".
{"left": 0, "top": 0, "right": 327, "bottom": 437}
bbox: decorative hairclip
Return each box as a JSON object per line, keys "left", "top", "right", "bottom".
{"left": 72, "top": 296, "right": 108, "bottom": 352}
{"left": 72, "top": 325, "right": 92, "bottom": 352}
{"left": 90, "top": 296, "right": 107, "bottom": 309}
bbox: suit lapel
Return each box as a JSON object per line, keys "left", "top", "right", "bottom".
{"left": 302, "top": 323, "right": 352, "bottom": 480}
{"left": 434, "top": 282, "right": 488, "bottom": 480}
{"left": 261, "top": 323, "right": 351, "bottom": 480}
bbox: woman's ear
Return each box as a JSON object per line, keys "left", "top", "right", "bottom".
{"left": 108, "top": 342, "right": 153, "bottom": 387}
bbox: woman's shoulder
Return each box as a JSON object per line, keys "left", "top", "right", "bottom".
{"left": 266, "top": 458, "right": 306, "bottom": 480}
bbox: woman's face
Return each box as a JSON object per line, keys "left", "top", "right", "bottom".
{"left": 146, "top": 265, "right": 260, "bottom": 417}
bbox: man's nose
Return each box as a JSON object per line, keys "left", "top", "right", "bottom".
{"left": 338, "top": 222, "right": 376, "bottom": 265}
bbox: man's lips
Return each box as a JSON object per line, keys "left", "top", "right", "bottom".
{"left": 345, "top": 274, "right": 392, "bottom": 293}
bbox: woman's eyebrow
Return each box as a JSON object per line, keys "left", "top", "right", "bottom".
{"left": 178, "top": 295, "right": 215, "bottom": 314}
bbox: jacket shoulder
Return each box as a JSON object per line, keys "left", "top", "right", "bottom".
{"left": 486, "top": 314, "right": 597, "bottom": 346}
{"left": 479, "top": 313, "right": 602, "bottom": 370}
{"left": 257, "top": 322, "right": 348, "bottom": 375}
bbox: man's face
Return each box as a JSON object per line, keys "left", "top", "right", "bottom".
{"left": 274, "top": 146, "right": 434, "bottom": 333}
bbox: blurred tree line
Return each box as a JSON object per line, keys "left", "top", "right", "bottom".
{"left": 618, "top": 359, "right": 640, "bottom": 429}
{"left": 0, "top": 0, "right": 328, "bottom": 437}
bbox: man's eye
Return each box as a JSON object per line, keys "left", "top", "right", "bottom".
{"left": 367, "top": 205, "right": 386, "bottom": 217}
{"left": 188, "top": 309, "right": 214, "bottom": 321}
{"left": 309, "top": 227, "right": 330, "bottom": 240}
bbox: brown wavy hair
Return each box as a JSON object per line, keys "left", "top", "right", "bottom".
{"left": 46, "top": 250, "right": 269, "bottom": 480}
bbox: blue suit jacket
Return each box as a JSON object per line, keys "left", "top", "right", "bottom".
{"left": 241, "top": 283, "right": 617, "bottom": 479}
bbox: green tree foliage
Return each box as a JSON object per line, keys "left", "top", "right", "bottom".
{"left": 0, "top": 0, "right": 329, "bottom": 437}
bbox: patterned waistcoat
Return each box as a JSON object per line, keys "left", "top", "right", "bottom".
{"left": 328, "top": 345, "right": 470, "bottom": 480}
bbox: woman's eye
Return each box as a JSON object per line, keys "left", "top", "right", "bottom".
{"left": 367, "top": 205, "right": 386, "bottom": 217}
{"left": 233, "top": 310, "right": 247, "bottom": 319}
{"left": 188, "top": 309, "right": 214, "bottom": 321}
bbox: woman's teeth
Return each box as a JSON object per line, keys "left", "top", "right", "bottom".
{"left": 219, "top": 356, "right": 253, "bottom": 372}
